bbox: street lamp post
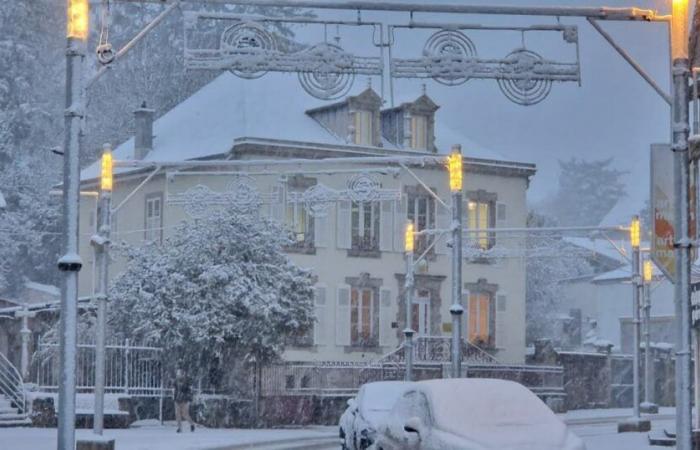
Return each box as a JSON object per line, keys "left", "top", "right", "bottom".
{"left": 640, "top": 258, "right": 659, "bottom": 414}
{"left": 671, "top": 1, "right": 693, "bottom": 448}
{"left": 618, "top": 216, "right": 651, "bottom": 433}
{"left": 58, "top": 1, "right": 87, "bottom": 449}
{"left": 448, "top": 146, "right": 464, "bottom": 378}
{"left": 92, "top": 145, "right": 113, "bottom": 435}
{"left": 404, "top": 222, "right": 415, "bottom": 382}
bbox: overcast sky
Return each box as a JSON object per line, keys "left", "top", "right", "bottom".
{"left": 305, "top": 0, "right": 676, "bottom": 220}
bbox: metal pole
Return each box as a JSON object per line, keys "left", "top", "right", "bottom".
{"left": 642, "top": 281, "right": 658, "bottom": 412}
{"left": 695, "top": 329, "right": 700, "bottom": 430}
{"left": 19, "top": 309, "right": 30, "bottom": 380}
{"left": 57, "top": 29, "right": 86, "bottom": 450}
{"left": 450, "top": 145, "right": 464, "bottom": 379}
{"left": 93, "top": 150, "right": 112, "bottom": 435}
{"left": 404, "top": 250, "right": 415, "bottom": 382}
{"left": 672, "top": 55, "right": 693, "bottom": 450}
{"left": 113, "top": 0, "right": 665, "bottom": 22}
{"left": 631, "top": 242, "right": 641, "bottom": 419}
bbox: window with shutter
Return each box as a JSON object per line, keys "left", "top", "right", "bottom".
{"left": 410, "top": 115, "right": 428, "bottom": 150}
{"left": 466, "top": 190, "right": 498, "bottom": 250}
{"left": 354, "top": 110, "right": 374, "bottom": 146}
{"left": 464, "top": 279, "right": 498, "bottom": 349}
{"left": 144, "top": 193, "right": 163, "bottom": 243}
{"left": 350, "top": 201, "right": 380, "bottom": 254}
{"left": 407, "top": 193, "right": 436, "bottom": 255}
{"left": 285, "top": 177, "right": 316, "bottom": 253}
{"left": 314, "top": 286, "right": 327, "bottom": 346}
{"left": 336, "top": 286, "right": 351, "bottom": 346}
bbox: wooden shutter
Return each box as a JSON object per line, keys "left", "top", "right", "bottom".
{"left": 314, "top": 213, "right": 329, "bottom": 248}
{"left": 270, "top": 184, "right": 286, "bottom": 223}
{"left": 494, "top": 202, "right": 506, "bottom": 250}
{"left": 495, "top": 293, "right": 507, "bottom": 349}
{"left": 393, "top": 197, "right": 407, "bottom": 252}
{"left": 314, "top": 285, "right": 328, "bottom": 346}
{"left": 336, "top": 285, "right": 351, "bottom": 346}
{"left": 379, "top": 200, "right": 394, "bottom": 252}
{"left": 379, "top": 289, "right": 393, "bottom": 347}
{"left": 436, "top": 205, "right": 451, "bottom": 255}
{"left": 336, "top": 201, "right": 352, "bottom": 250}
{"left": 462, "top": 290, "right": 471, "bottom": 341}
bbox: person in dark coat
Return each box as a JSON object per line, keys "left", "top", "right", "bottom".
{"left": 174, "top": 368, "right": 195, "bottom": 432}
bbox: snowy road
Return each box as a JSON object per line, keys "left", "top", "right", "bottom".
{"left": 0, "top": 419, "right": 676, "bottom": 450}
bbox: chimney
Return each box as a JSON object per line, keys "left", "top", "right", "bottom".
{"left": 134, "top": 101, "right": 155, "bottom": 160}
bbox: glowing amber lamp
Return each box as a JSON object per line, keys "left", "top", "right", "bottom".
{"left": 448, "top": 152, "right": 463, "bottom": 192}
{"left": 405, "top": 222, "right": 415, "bottom": 253}
{"left": 671, "top": 0, "right": 689, "bottom": 60}
{"left": 644, "top": 260, "right": 654, "bottom": 284}
{"left": 630, "top": 217, "right": 641, "bottom": 249}
{"left": 67, "top": 0, "right": 89, "bottom": 40}
{"left": 101, "top": 150, "right": 113, "bottom": 192}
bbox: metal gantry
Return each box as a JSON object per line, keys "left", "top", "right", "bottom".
{"left": 60, "top": 1, "right": 696, "bottom": 450}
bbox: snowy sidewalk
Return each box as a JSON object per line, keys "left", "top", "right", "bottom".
{"left": 0, "top": 421, "right": 337, "bottom": 450}
{"left": 561, "top": 407, "right": 676, "bottom": 426}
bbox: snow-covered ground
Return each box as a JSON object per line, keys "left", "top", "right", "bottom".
{"left": 572, "top": 419, "right": 676, "bottom": 450}
{"left": 0, "top": 421, "right": 336, "bottom": 450}
{"left": 0, "top": 410, "right": 680, "bottom": 450}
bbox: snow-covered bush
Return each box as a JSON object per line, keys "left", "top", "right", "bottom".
{"left": 108, "top": 209, "right": 315, "bottom": 378}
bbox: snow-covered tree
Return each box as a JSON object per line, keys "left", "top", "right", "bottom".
{"left": 525, "top": 211, "right": 593, "bottom": 345}
{"left": 543, "top": 158, "right": 627, "bottom": 227}
{"left": 0, "top": 1, "right": 63, "bottom": 295}
{"left": 108, "top": 209, "right": 315, "bottom": 379}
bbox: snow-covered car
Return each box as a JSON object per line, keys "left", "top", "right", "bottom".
{"left": 339, "top": 381, "right": 413, "bottom": 450}
{"left": 373, "top": 378, "right": 586, "bottom": 450}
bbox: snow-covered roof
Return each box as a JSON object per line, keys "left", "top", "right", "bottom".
{"left": 562, "top": 237, "right": 629, "bottom": 265}
{"left": 82, "top": 72, "right": 515, "bottom": 180}
{"left": 592, "top": 259, "right": 667, "bottom": 284}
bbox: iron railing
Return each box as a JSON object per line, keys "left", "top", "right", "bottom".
{"left": 0, "top": 351, "right": 26, "bottom": 415}
{"left": 35, "top": 339, "right": 164, "bottom": 397}
{"left": 382, "top": 336, "right": 501, "bottom": 365}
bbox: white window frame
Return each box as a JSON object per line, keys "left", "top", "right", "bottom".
{"left": 467, "top": 200, "right": 493, "bottom": 250}
{"left": 412, "top": 292, "right": 431, "bottom": 336}
{"left": 144, "top": 193, "right": 163, "bottom": 243}
{"left": 407, "top": 194, "right": 436, "bottom": 253}
{"left": 351, "top": 201, "right": 380, "bottom": 251}
{"left": 350, "top": 287, "right": 376, "bottom": 346}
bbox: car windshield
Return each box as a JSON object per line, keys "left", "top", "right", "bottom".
{"left": 361, "top": 382, "right": 409, "bottom": 413}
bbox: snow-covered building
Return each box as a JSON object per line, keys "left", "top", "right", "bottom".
{"left": 557, "top": 237, "right": 675, "bottom": 353}
{"left": 77, "top": 73, "right": 536, "bottom": 364}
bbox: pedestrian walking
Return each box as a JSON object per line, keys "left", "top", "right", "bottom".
{"left": 174, "top": 368, "right": 195, "bottom": 433}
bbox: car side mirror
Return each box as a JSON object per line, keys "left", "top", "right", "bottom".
{"left": 404, "top": 417, "right": 424, "bottom": 436}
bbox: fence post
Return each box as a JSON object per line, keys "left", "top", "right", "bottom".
{"left": 124, "top": 339, "right": 130, "bottom": 395}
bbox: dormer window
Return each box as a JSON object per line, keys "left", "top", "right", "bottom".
{"left": 380, "top": 91, "right": 439, "bottom": 152}
{"left": 354, "top": 110, "right": 374, "bottom": 146}
{"left": 411, "top": 115, "right": 429, "bottom": 150}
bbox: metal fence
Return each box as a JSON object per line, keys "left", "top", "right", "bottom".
{"left": 260, "top": 360, "right": 563, "bottom": 400}
{"left": 34, "top": 339, "right": 164, "bottom": 397}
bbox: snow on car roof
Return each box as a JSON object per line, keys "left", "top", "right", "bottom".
{"left": 417, "top": 379, "right": 568, "bottom": 448}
